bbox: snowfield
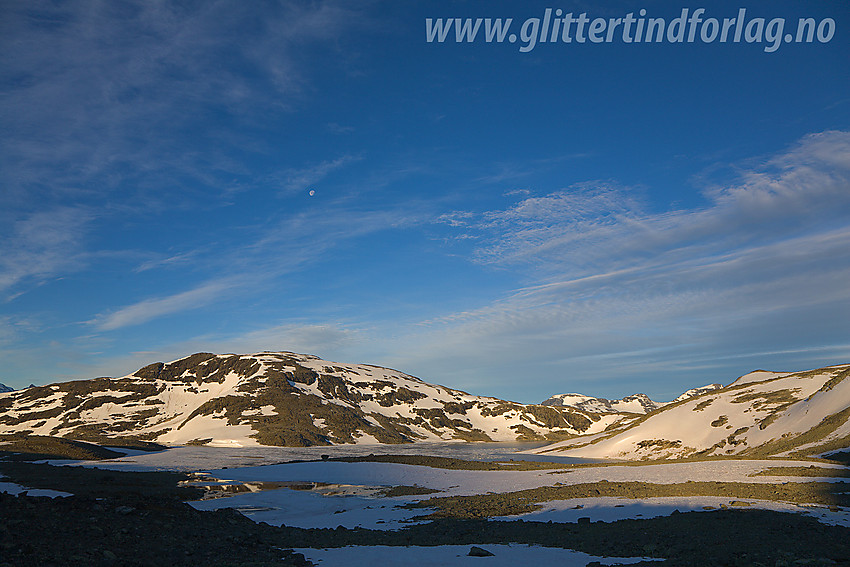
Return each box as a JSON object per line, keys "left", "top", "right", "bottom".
{"left": 58, "top": 444, "right": 850, "bottom": 530}
{"left": 11, "top": 438, "right": 849, "bottom": 566}
{"left": 4, "top": 356, "right": 850, "bottom": 564}
{"left": 0, "top": 352, "right": 618, "bottom": 447}
{"left": 0, "top": 476, "right": 72, "bottom": 498}
{"left": 294, "top": 544, "right": 659, "bottom": 566}
{"left": 3, "top": 353, "right": 847, "bottom": 463}
{"left": 532, "top": 364, "right": 850, "bottom": 460}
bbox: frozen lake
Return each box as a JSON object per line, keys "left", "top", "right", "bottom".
{"left": 31, "top": 441, "right": 850, "bottom": 535}
{"left": 95, "top": 441, "right": 595, "bottom": 472}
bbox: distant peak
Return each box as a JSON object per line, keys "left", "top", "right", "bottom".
{"left": 541, "top": 392, "right": 662, "bottom": 414}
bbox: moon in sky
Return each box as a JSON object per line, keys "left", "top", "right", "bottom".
{"left": 308, "top": 189, "right": 315, "bottom": 197}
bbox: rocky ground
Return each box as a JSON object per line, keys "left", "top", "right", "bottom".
{"left": 2, "top": 439, "right": 850, "bottom": 566}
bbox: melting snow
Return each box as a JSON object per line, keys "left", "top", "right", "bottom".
{"left": 0, "top": 476, "right": 72, "bottom": 498}
{"left": 70, "top": 445, "right": 850, "bottom": 530}
{"left": 295, "top": 544, "right": 659, "bottom": 566}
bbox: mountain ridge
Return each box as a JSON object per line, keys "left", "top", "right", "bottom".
{"left": 541, "top": 384, "right": 725, "bottom": 415}
{"left": 532, "top": 364, "right": 850, "bottom": 460}
{"left": 0, "top": 351, "right": 621, "bottom": 448}
{"left": 2, "top": 352, "right": 847, "bottom": 460}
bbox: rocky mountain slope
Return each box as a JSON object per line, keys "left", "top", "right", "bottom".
{"left": 0, "top": 383, "right": 13, "bottom": 394}
{"left": 533, "top": 364, "right": 850, "bottom": 460}
{"left": 541, "top": 384, "right": 724, "bottom": 415}
{"left": 541, "top": 392, "right": 663, "bottom": 414}
{"left": 0, "top": 352, "right": 620, "bottom": 448}
{"left": 672, "top": 383, "right": 724, "bottom": 403}
{"left": 4, "top": 353, "right": 847, "bottom": 458}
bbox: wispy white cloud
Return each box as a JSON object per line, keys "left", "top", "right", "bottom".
{"left": 327, "top": 122, "right": 355, "bottom": 134}
{"left": 90, "top": 278, "right": 242, "bottom": 331}
{"left": 279, "top": 155, "right": 362, "bottom": 193}
{"left": 86, "top": 201, "right": 426, "bottom": 331}
{"left": 472, "top": 152, "right": 596, "bottom": 185}
{"left": 396, "top": 131, "right": 850, "bottom": 399}
{"left": 247, "top": 202, "right": 427, "bottom": 260}
{"left": 89, "top": 131, "right": 848, "bottom": 395}
{"left": 133, "top": 251, "right": 200, "bottom": 273}
{"left": 445, "top": 131, "right": 850, "bottom": 274}
{"left": 0, "top": 1, "right": 368, "bottom": 210}
{"left": 0, "top": 207, "right": 94, "bottom": 298}
{"left": 0, "top": 0, "right": 380, "bottom": 310}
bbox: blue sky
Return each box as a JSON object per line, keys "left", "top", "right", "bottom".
{"left": 2, "top": 0, "right": 849, "bottom": 403}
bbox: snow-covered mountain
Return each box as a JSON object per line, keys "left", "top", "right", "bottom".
{"left": 0, "top": 383, "right": 13, "bottom": 394}
{"left": 4, "top": 353, "right": 847, "bottom": 459}
{"left": 673, "top": 383, "right": 724, "bottom": 402}
{"left": 0, "top": 352, "right": 616, "bottom": 448}
{"left": 533, "top": 364, "right": 850, "bottom": 460}
{"left": 541, "top": 392, "right": 662, "bottom": 414}
{"left": 541, "top": 384, "right": 725, "bottom": 415}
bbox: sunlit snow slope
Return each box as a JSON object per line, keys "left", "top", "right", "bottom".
{"left": 0, "top": 352, "right": 607, "bottom": 447}
{"left": 542, "top": 392, "right": 663, "bottom": 414}
{"left": 541, "top": 385, "right": 724, "bottom": 414}
{"left": 534, "top": 364, "right": 850, "bottom": 460}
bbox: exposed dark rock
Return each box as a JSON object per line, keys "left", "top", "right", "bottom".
{"left": 468, "top": 546, "right": 495, "bottom": 556}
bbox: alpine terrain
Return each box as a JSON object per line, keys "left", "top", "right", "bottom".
{"left": 533, "top": 364, "right": 850, "bottom": 460}
{"left": 0, "top": 352, "right": 619, "bottom": 447}
{"left": 2, "top": 353, "right": 848, "bottom": 460}
{"left": 542, "top": 392, "right": 663, "bottom": 414}
{"left": 540, "top": 384, "right": 724, "bottom": 414}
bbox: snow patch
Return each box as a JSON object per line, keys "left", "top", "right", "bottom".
{"left": 296, "top": 545, "right": 658, "bottom": 567}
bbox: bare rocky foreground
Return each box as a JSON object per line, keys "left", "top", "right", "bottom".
{"left": 2, "top": 439, "right": 850, "bottom": 566}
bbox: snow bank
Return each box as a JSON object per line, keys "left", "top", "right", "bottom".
{"left": 295, "top": 544, "right": 659, "bottom": 567}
